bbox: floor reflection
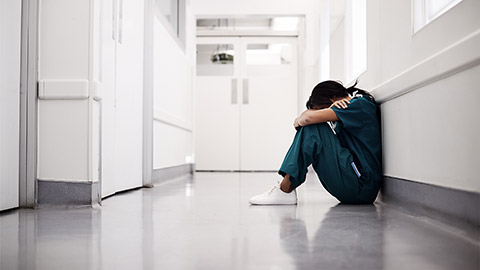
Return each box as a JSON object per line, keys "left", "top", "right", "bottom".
{"left": 1, "top": 173, "right": 478, "bottom": 270}
{"left": 278, "top": 204, "right": 383, "bottom": 270}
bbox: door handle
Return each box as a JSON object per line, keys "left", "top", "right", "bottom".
{"left": 242, "top": 79, "right": 249, "bottom": 104}
{"left": 231, "top": 79, "right": 237, "bottom": 104}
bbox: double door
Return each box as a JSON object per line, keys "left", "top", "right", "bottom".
{"left": 195, "top": 37, "right": 298, "bottom": 171}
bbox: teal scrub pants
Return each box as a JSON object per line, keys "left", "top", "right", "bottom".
{"left": 279, "top": 123, "right": 363, "bottom": 204}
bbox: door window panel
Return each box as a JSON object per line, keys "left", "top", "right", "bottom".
{"left": 245, "top": 43, "right": 292, "bottom": 65}
{"left": 413, "top": 0, "right": 463, "bottom": 33}
{"left": 196, "top": 44, "right": 235, "bottom": 76}
{"left": 245, "top": 43, "right": 294, "bottom": 76}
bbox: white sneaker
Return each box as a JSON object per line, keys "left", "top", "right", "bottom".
{"left": 249, "top": 182, "right": 297, "bottom": 205}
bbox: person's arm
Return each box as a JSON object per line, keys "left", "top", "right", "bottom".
{"left": 294, "top": 108, "right": 339, "bottom": 129}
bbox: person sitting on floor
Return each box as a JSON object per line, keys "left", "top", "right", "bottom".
{"left": 249, "top": 80, "right": 382, "bottom": 205}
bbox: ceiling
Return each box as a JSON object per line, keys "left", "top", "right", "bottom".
{"left": 196, "top": 1, "right": 345, "bottom": 36}
{"left": 196, "top": 16, "right": 300, "bottom": 34}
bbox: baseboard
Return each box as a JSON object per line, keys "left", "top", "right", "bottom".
{"left": 37, "top": 165, "right": 194, "bottom": 205}
{"left": 152, "top": 164, "right": 194, "bottom": 184}
{"left": 37, "top": 180, "right": 100, "bottom": 206}
{"left": 379, "top": 176, "right": 480, "bottom": 225}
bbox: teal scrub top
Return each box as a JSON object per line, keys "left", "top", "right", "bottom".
{"left": 331, "top": 96, "right": 382, "bottom": 202}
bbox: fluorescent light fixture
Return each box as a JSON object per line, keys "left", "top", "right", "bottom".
{"left": 271, "top": 17, "right": 299, "bottom": 31}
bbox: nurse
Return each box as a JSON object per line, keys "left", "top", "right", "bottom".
{"left": 249, "top": 80, "right": 382, "bottom": 205}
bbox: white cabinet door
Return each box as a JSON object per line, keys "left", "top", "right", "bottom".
{"left": 0, "top": 0, "right": 21, "bottom": 210}
{"left": 195, "top": 37, "right": 298, "bottom": 171}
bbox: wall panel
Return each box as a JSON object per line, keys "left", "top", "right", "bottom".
{"left": 360, "top": 0, "right": 480, "bottom": 193}
{"left": 152, "top": 12, "right": 194, "bottom": 170}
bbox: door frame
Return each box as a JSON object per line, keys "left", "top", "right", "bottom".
{"left": 19, "top": 0, "right": 39, "bottom": 207}
{"left": 143, "top": 0, "right": 154, "bottom": 187}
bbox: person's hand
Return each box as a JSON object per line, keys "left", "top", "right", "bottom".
{"left": 294, "top": 117, "right": 301, "bottom": 130}
{"left": 329, "top": 98, "right": 350, "bottom": 109}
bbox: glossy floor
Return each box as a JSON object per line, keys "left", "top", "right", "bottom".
{"left": 1, "top": 172, "right": 479, "bottom": 270}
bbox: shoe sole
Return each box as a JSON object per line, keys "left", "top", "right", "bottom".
{"left": 249, "top": 201, "right": 297, "bottom": 205}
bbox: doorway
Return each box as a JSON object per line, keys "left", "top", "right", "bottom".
{"left": 195, "top": 36, "right": 298, "bottom": 171}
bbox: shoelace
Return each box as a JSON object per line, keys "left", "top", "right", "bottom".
{"left": 266, "top": 185, "right": 278, "bottom": 194}
{"left": 267, "top": 181, "right": 282, "bottom": 194}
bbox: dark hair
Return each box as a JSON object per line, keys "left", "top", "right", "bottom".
{"left": 306, "top": 80, "right": 375, "bottom": 109}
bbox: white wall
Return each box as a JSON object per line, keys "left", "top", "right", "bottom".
{"left": 38, "top": 100, "right": 90, "bottom": 181}
{"left": 38, "top": 0, "right": 195, "bottom": 192}
{"left": 38, "top": 0, "right": 96, "bottom": 182}
{"left": 153, "top": 2, "right": 195, "bottom": 169}
{"left": 381, "top": 66, "right": 479, "bottom": 192}
{"left": 329, "top": 20, "right": 345, "bottom": 82}
{"left": 351, "top": 0, "right": 480, "bottom": 192}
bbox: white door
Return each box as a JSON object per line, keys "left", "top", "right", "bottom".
{"left": 100, "top": 0, "right": 144, "bottom": 197}
{"left": 195, "top": 38, "right": 241, "bottom": 170}
{"left": 195, "top": 37, "right": 298, "bottom": 171}
{"left": 0, "top": 0, "right": 21, "bottom": 210}
{"left": 240, "top": 37, "right": 298, "bottom": 170}
{"left": 100, "top": 0, "right": 118, "bottom": 197}
{"left": 114, "top": 0, "right": 144, "bottom": 191}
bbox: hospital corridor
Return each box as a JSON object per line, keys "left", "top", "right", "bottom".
{"left": 1, "top": 0, "right": 479, "bottom": 269}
